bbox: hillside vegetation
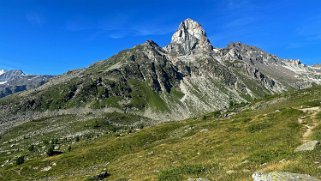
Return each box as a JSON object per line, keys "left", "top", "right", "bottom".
{"left": 0, "top": 85, "right": 321, "bottom": 180}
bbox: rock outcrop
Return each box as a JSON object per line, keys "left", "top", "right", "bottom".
{"left": 294, "top": 140, "right": 320, "bottom": 152}
{"left": 252, "top": 172, "right": 321, "bottom": 181}
{"left": 166, "top": 18, "right": 213, "bottom": 55}
{"left": 187, "top": 178, "right": 210, "bottom": 181}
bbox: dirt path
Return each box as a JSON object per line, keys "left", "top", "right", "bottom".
{"left": 302, "top": 124, "right": 317, "bottom": 142}
{"left": 298, "top": 106, "right": 320, "bottom": 142}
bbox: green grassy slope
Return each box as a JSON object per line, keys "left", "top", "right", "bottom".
{"left": 0, "top": 86, "right": 321, "bottom": 180}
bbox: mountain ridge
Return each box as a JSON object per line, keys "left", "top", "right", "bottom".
{"left": 0, "top": 18, "right": 321, "bottom": 133}
{"left": 0, "top": 69, "right": 53, "bottom": 98}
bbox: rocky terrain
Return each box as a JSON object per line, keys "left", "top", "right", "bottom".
{"left": 0, "top": 69, "right": 53, "bottom": 98}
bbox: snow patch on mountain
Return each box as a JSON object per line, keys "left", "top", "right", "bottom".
{"left": 0, "top": 69, "right": 5, "bottom": 76}
{"left": 0, "top": 81, "right": 7, "bottom": 85}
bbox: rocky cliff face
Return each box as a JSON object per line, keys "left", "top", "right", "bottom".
{"left": 0, "top": 70, "right": 53, "bottom": 98}
{"left": 0, "top": 18, "right": 321, "bottom": 130}
{"left": 166, "top": 18, "right": 213, "bottom": 55}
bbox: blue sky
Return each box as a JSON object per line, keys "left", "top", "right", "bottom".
{"left": 0, "top": 0, "right": 321, "bottom": 75}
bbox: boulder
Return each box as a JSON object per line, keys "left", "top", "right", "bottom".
{"left": 252, "top": 171, "right": 321, "bottom": 181}
{"left": 187, "top": 178, "right": 210, "bottom": 181}
{"left": 294, "top": 140, "right": 320, "bottom": 152}
{"left": 87, "top": 170, "right": 110, "bottom": 181}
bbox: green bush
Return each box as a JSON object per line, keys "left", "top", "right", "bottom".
{"left": 43, "top": 139, "right": 49, "bottom": 145}
{"left": 28, "top": 145, "right": 35, "bottom": 152}
{"left": 47, "top": 144, "right": 55, "bottom": 156}
{"left": 304, "top": 100, "right": 321, "bottom": 107}
{"left": 316, "top": 111, "right": 321, "bottom": 119}
{"left": 75, "top": 136, "right": 80, "bottom": 142}
{"left": 51, "top": 138, "right": 59, "bottom": 144}
{"left": 16, "top": 156, "right": 25, "bottom": 165}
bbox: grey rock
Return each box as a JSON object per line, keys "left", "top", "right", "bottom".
{"left": 187, "top": 178, "right": 210, "bottom": 181}
{"left": 243, "top": 169, "right": 251, "bottom": 173}
{"left": 252, "top": 172, "right": 321, "bottom": 181}
{"left": 41, "top": 166, "right": 52, "bottom": 172}
{"left": 200, "top": 128, "right": 208, "bottom": 132}
{"left": 166, "top": 18, "right": 213, "bottom": 55}
{"left": 294, "top": 140, "right": 320, "bottom": 152}
{"left": 196, "top": 179, "right": 209, "bottom": 181}
{"left": 226, "top": 170, "right": 236, "bottom": 174}
{"left": 54, "top": 145, "right": 60, "bottom": 150}
{"left": 88, "top": 170, "right": 110, "bottom": 180}
{"left": 241, "top": 160, "right": 250, "bottom": 164}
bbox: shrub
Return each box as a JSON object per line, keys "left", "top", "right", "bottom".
{"left": 229, "top": 101, "right": 235, "bottom": 107}
{"left": 43, "top": 139, "right": 49, "bottom": 145}
{"left": 316, "top": 111, "right": 321, "bottom": 119}
{"left": 93, "top": 120, "right": 102, "bottom": 128}
{"left": 28, "top": 145, "right": 35, "bottom": 152}
{"left": 51, "top": 138, "right": 59, "bottom": 144}
{"left": 47, "top": 144, "right": 55, "bottom": 156}
{"left": 75, "top": 136, "right": 80, "bottom": 142}
{"left": 16, "top": 156, "right": 25, "bottom": 165}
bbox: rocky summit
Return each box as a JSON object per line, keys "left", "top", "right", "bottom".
{"left": 166, "top": 18, "right": 213, "bottom": 55}
{"left": 0, "top": 69, "right": 53, "bottom": 98}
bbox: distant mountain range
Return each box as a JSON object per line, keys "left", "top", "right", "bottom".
{"left": 0, "top": 69, "right": 53, "bottom": 98}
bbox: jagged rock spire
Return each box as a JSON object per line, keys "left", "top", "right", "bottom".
{"left": 166, "top": 18, "right": 213, "bottom": 55}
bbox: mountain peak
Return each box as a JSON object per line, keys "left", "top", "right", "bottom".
{"left": 166, "top": 18, "right": 213, "bottom": 55}
{"left": 0, "top": 69, "right": 5, "bottom": 76}
{"left": 177, "top": 18, "right": 205, "bottom": 40}
{"left": 224, "top": 42, "right": 280, "bottom": 63}
{"left": 139, "top": 40, "right": 166, "bottom": 53}
{"left": 0, "top": 70, "right": 25, "bottom": 81}
{"left": 144, "top": 40, "right": 159, "bottom": 47}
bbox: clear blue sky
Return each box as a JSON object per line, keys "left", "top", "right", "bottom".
{"left": 1, "top": 0, "right": 321, "bottom": 75}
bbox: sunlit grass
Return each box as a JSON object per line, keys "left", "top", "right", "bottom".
{"left": 1, "top": 86, "right": 321, "bottom": 180}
